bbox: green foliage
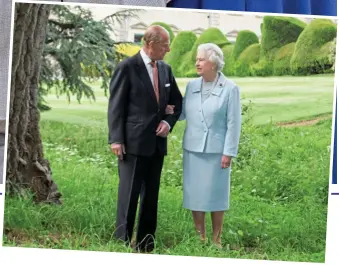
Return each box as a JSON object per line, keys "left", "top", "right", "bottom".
{"left": 179, "top": 27, "right": 229, "bottom": 76}
{"left": 191, "top": 27, "right": 229, "bottom": 61}
{"left": 3, "top": 76, "right": 333, "bottom": 262}
{"left": 222, "top": 44, "right": 234, "bottom": 76}
{"left": 234, "top": 43, "right": 260, "bottom": 77}
{"left": 328, "top": 38, "right": 336, "bottom": 72}
{"left": 251, "top": 59, "right": 273, "bottom": 76}
{"left": 232, "top": 30, "right": 259, "bottom": 60}
{"left": 291, "top": 19, "right": 337, "bottom": 75}
{"left": 166, "top": 16, "right": 332, "bottom": 78}
{"left": 261, "top": 16, "right": 306, "bottom": 60}
{"left": 251, "top": 16, "right": 306, "bottom": 77}
{"left": 164, "top": 31, "right": 197, "bottom": 77}
{"left": 317, "top": 41, "right": 336, "bottom": 74}
{"left": 151, "top": 21, "right": 175, "bottom": 43}
{"left": 273, "top": 42, "right": 295, "bottom": 76}
{"left": 40, "top": 5, "right": 140, "bottom": 110}
{"left": 176, "top": 52, "right": 192, "bottom": 77}
{"left": 183, "top": 68, "right": 199, "bottom": 78}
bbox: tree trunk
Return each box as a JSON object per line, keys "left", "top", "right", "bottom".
{"left": 6, "top": 3, "right": 61, "bottom": 203}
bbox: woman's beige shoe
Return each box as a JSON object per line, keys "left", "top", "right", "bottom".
{"left": 212, "top": 241, "right": 223, "bottom": 249}
{"left": 200, "top": 235, "right": 208, "bottom": 244}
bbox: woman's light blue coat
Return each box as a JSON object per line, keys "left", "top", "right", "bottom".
{"left": 180, "top": 72, "right": 241, "bottom": 157}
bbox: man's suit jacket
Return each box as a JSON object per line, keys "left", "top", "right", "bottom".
{"left": 108, "top": 52, "right": 183, "bottom": 157}
{"left": 180, "top": 72, "right": 241, "bottom": 157}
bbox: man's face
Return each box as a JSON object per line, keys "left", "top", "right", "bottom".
{"left": 149, "top": 33, "right": 170, "bottom": 60}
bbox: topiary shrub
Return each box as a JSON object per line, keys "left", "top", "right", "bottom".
{"left": 291, "top": 19, "right": 337, "bottom": 75}
{"left": 164, "top": 31, "right": 197, "bottom": 77}
{"left": 177, "top": 51, "right": 196, "bottom": 77}
{"left": 183, "top": 67, "right": 199, "bottom": 78}
{"left": 191, "top": 27, "right": 229, "bottom": 60}
{"left": 253, "top": 16, "right": 306, "bottom": 76}
{"left": 222, "top": 44, "right": 234, "bottom": 76}
{"left": 234, "top": 43, "right": 260, "bottom": 76}
{"left": 328, "top": 38, "right": 336, "bottom": 72}
{"left": 181, "top": 27, "right": 229, "bottom": 76}
{"left": 150, "top": 22, "right": 175, "bottom": 43}
{"left": 251, "top": 59, "right": 273, "bottom": 76}
{"left": 232, "top": 30, "right": 259, "bottom": 60}
{"left": 273, "top": 42, "right": 295, "bottom": 76}
{"left": 317, "top": 41, "right": 336, "bottom": 74}
{"left": 261, "top": 16, "right": 306, "bottom": 60}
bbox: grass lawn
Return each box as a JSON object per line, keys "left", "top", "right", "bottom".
{"left": 43, "top": 75, "right": 334, "bottom": 125}
{"left": 2, "top": 75, "right": 335, "bottom": 262}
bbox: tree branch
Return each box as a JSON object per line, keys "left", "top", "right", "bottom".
{"left": 45, "top": 36, "right": 73, "bottom": 44}
{"left": 48, "top": 19, "right": 78, "bottom": 30}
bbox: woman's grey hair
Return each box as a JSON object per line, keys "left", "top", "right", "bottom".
{"left": 197, "top": 43, "right": 225, "bottom": 72}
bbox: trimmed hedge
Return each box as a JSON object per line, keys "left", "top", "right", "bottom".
{"left": 180, "top": 27, "right": 229, "bottom": 76}
{"left": 234, "top": 43, "right": 260, "bottom": 76}
{"left": 150, "top": 22, "right": 175, "bottom": 43}
{"left": 273, "top": 42, "right": 295, "bottom": 76}
{"left": 178, "top": 52, "right": 198, "bottom": 77}
{"left": 191, "top": 27, "right": 229, "bottom": 61}
{"left": 261, "top": 16, "right": 306, "bottom": 60}
{"left": 232, "top": 30, "right": 259, "bottom": 60}
{"left": 328, "top": 38, "right": 336, "bottom": 72}
{"left": 151, "top": 16, "right": 335, "bottom": 78}
{"left": 291, "top": 19, "right": 337, "bottom": 75}
{"left": 318, "top": 41, "right": 336, "bottom": 74}
{"left": 222, "top": 44, "right": 234, "bottom": 76}
{"left": 251, "top": 59, "right": 273, "bottom": 76}
{"left": 164, "top": 31, "right": 197, "bottom": 76}
{"left": 251, "top": 16, "right": 306, "bottom": 77}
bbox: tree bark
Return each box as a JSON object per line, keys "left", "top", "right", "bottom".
{"left": 7, "top": 3, "right": 61, "bottom": 203}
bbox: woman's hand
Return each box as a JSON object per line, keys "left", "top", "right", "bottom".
{"left": 221, "top": 155, "right": 232, "bottom": 169}
{"left": 165, "top": 105, "right": 175, "bottom": 114}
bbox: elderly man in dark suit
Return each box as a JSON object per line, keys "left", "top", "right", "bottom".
{"left": 107, "top": 25, "right": 182, "bottom": 253}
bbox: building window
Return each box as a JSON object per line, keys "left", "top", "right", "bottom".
{"left": 134, "top": 33, "right": 144, "bottom": 44}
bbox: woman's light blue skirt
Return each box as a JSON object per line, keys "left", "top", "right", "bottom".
{"left": 183, "top": 149, "right": 231, "bottom": 212}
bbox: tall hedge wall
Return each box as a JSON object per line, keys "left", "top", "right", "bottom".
{"left": 290, "top": 19, "right": 337, "bottom": 75}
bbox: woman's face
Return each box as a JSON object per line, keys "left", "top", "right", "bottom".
{"left": 195, "top": 50, "right": 216, "bottom": 77}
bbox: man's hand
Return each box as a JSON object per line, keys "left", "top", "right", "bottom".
{"left": 165, "top": 105, "right": 175, "bottom": 115}
{"left": 221, "top": 155, "right": 232, "bottom": 169}
{"left": 111, "top": 143, "right": 126, "bottom": 160}
{"left": 156, "top": 121, "right": 170, "bottom": 138}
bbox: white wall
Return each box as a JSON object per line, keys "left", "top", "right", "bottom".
{"left": 85, "top": 5, "right": 316, "bottom": 43}
{"left": 87, "top": 5, "right": 264, "bottom": 41}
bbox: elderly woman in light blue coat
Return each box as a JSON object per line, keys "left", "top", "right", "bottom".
{"left": 167, "top": 43, "right": 241, "bottom": 248}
